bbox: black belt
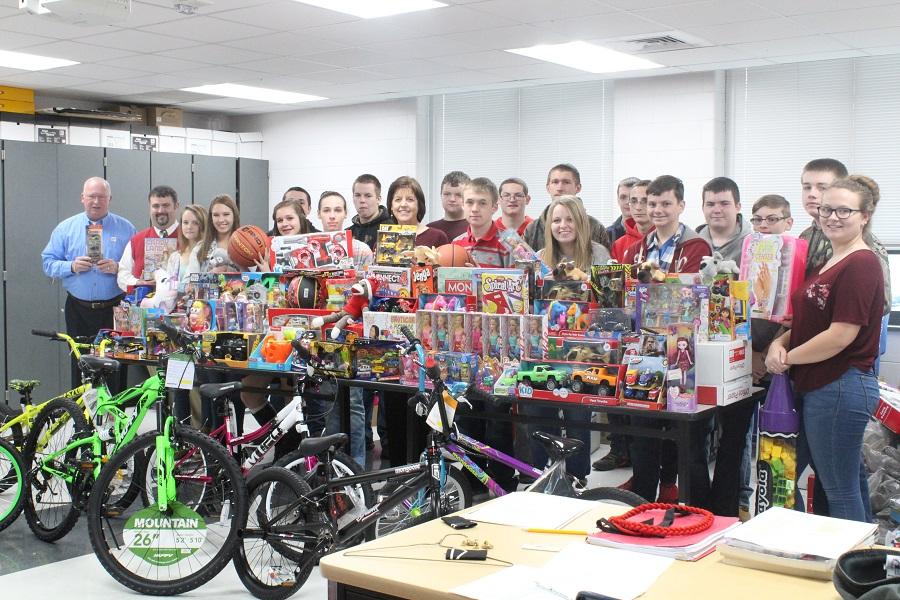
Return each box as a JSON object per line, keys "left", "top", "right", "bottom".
{"left": 69, "top": 294, "right": 124, "bottom": 310}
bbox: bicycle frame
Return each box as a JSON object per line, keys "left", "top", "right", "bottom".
{"left": 443, "top": 431, "right": 541, "bottom": 497}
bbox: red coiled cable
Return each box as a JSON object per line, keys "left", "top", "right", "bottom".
{"left": 597, "top": 503, "right": 713, "bottom": 538}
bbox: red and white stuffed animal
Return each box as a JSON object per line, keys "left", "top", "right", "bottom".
{"left": 311, "top": 278, "right": 374, "bottom": 340}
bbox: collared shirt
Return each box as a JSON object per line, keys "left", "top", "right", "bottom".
{"left": 494, "top": 215, "right": 533, "bottom": 237}
{"left": 42, "top": 211, "right": 135, "bottom": 301}
{"left": 645, "top": 223, "right": 685, "bottom": 272}
{"left": 452, "top": 222, "right": 512, "bottom": 268}
{"left": 117, "top": 225, "right": 179, "bottom": 291}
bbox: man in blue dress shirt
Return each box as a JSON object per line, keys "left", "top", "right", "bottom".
{"left": 42, "top": 176, "right": 135, "bottom": 388}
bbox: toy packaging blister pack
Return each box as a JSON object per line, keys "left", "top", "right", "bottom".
{"left": 706, "top": 275, "right": 736, "bottom": 342}
{"left": 482, "top": 314, "right": 505, "bottom": 360}
{"left": 375, "top": 224, "right": 417, "bottom": 266}
{"left": 368, "top": 266, "right": 412, "bottom": 298}
{"left": 591, "top": 263, "right": 631, "bottom": 308}
{"left": 416, "top": 310, "right": 436, "bottom": 351}
{"left": 361, "top": 311, "right": 417, "bottom": 342}
{"left": 353, "top": 340, "right": 402, "bottom": 381}
{"left": 666, "top": 323, "right": 697, "bottom": 412}
{"left": 635, "top": 283, "right": 709, "bottom": 336}
{"left": 523, "top": 314, "right": 547, "bottom": 361}
{"left": 433, "top": 312, "right": 452, "bottom": 352}
{"left": 740, "top": 233, "right": 809, "bottom": 322}
{"left": 535, "top": 299, "right": 594, "bottom": 335}
{"left": 515, "top": 359, "right": 624, "bottom": 406}
{"left": 270, "top": 231, "right": 354, "bottom": 272}
{"left": 540, "top": 279, "right": 592, "bottom": 302}
{"left": 449, "top": 312, "right": 468, "bottom": 352}
{"left": 502, "top": 314, "right": 523, "bottom": 362}
{"left": 466, "top": 313, "right": 484, "bottom": 356}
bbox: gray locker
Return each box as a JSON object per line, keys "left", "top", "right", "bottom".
{"left": 151, "top": 152, "right": 193, "bottom": 206}
{"left": 237, "top": 158, "right": 269, "bottom": 230}
{"left": 105, "top": 148, "right": 151, "bottom": 230}
{"left": 193, "top": 155, "right": 236, "bottom": 210}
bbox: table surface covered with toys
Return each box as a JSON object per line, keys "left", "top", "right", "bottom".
{"left": 104, "top": 223, "right": 810, "bottom": 417}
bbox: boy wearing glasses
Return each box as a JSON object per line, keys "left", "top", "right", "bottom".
{"left": 495, "top": 177, "right": 533, "bottom": 236}
{"left": 750, "top": 195, "right": 793, "bottom": 234}
{"left": 611, "top": 179, "right": 653, "bottom": 263}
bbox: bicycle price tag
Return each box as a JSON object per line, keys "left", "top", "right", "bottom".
{"left": 123, "top": 502, "right": 207, "bottom": 566}
{"left": 165, "top": 353, "right": 194, "bottom": 390}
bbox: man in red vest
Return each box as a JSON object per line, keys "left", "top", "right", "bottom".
{"left": 117, "top": 185, "right": 180, "bottom": 293}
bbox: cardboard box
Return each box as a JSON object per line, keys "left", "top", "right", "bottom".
{"left": 875, "top": 385, "right": 900, "bottom": 434}
{"left": 238, "top": 141, "right": 262, "bottom": 159}
{"left": 697, "top": 374, "right": 753, "bottom": 406}
{"left": 212, "top": 140, "right": 237, "bottom": 157}
{"left": 157, "top": 126, "right": 187, "bottom": 137}
{"left": 187, "top": 137, "right": 211, "bottom": 155}
{"left": 159, "top": 135, "right": 186, "bottom": 153}
{"left": 0, "top": 99, "right": 35, "bottom": 115}
{"left": 695, "top": 339, "right": 751, "bottom": 385}
{"left": 69, "top": 125, "right": 100, "bottom": 147}
{"left": 212, "top": 130, "right": 238, "bottom": 142}
{"left": 185, "top": 127, "right": 212, "bottom": 140}
{"left": 238, "top": 131, "right": 263, "bottom": 142}
{"left": 101, "top": 128, "right": 130, "bottom": 149}
{"left": 0, "top": 85, "right": 34, "bottom": 103}
{"left": 146, "top": 106, "right": 183, "bottom": 127}
{"left": 0, "top": 120, "right": 35, "bottom": 141}
{"left": 116, "top": 105, "right": 146, "bottom": 122}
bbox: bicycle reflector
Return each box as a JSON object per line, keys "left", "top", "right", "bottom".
{"left": 425, "top": 357, "right": 441, "bottom": 381}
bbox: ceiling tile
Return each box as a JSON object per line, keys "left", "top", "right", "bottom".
{"left": 228, "top": 75, "right": 335, "bottom": 96}
{"left": 78, "top": 29, "right": 199, "bottom": 52}
{"left": 169, "top": 65, "right": 272, "bottom": 84}
{"left": 746, "top": 0, "right": 900, "bottom": 17}
{"left": 229, "top": 56, "right": 337, "bottom": 76}
{"left": 118, "top": 73, "right": 211, "bottom": 89}
{"left": 139, "top": 15, "right": 275, "bottom": 43}
{"left": 211, "top": 0, "right": 356, "bottom": 30}
{"left": 771, "top": 4, "right": 900, "bottom": 34}
{"left": 481, "top": 62, "right": 590, "bottom": 80}
{"left": 678, "top": 58, "right": 775, "bottom": 71}
{"left": 156, "top": 44, "right": 275, "bottom": 65}
{"left": 604, "top": 0, "right": 700, "bottom": 8}
{"left": 0, "top": 14, "right": 114, "bottom": 39}
{"left": 364, "top": 36, "right": 475, "bottom": 59}
{"left": 767, "top": 49, "right": 869, "bottom": 63}
{"left": 64, "top": 80, "right": 166, "bottom": 96}
{"left": 441, "top": 24, "right": 571, "bottom": 51}
{"left": 0, "top": 4, "right": 21, "bottom": 18}
{"left": 431, "top": 50, "right": 539, "bottom": 70}
{"left": 424, "top": 69, "right": 510, "bottom": 87}
{"left": 635, "top": 0, "right": 781, "bottom": 28}
{"left": 122, "top": 2, "right": 187, "bottom": 27}
{"left": 860, "top": 45, "right": 900, "bottom": 57}
{"left": 831, "top": 27, "right": 900, "bottom": 49}
{"left": 0, "top": 67, "right": 31, "bottom": 79}
{"left": 544, "top": 12, "right": 665, "bottom": 40}
{"left": 469, "top": 0, "right": 617, "bottom": 24}
{"left": 729, "top": 35, "right": 853, "bottom": 58}
{"left": 15, "top": 40, "right": 137, "bottom": 62}
{"left": 375, "top": 5, "right": 517, "bottom": 36}
{"left": 221, "top": 32, "right": 350, "bottom": 57}
{"left": 363, "top": 59, "right": 462, "bottom": 78}
{"left": 305, "top": 19, "right": 421, "bottom": 45}
{"left": 99, "top": 54, "right": 202, "bottom": 73}
{"left": 689, "top": 17, "right": 803, "bottom": 45}
{"left": 646, "top": 45, "right": 750, "bottom": 67}
{"left": 51, "top": 62, "right": 152, "bottom": 81}
{"left": 178, "top": 97, "right": 262, "bottom": 110}
{"left": 302, "top": 68, "right": 392, "bottom": 85}
{"left": 300, "top": 48, "right": 406, "bottom": 69}
{"left": 0, "top": 71, "right": 99, "bottom": 88}
{"left": 134, "top": 0, "right": 277, "bottom": 14}
{"left": 0, "top": 30, "right": 55, "bottom": 50}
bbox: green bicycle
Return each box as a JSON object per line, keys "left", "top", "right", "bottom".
{"left": 0, "top": 438, "right": 25, "bottom": 533}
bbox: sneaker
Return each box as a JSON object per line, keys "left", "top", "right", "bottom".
{"left": 738, "top": 507, "right": 751, "bottom": 522}
{"left": 592, "top": 451, "right": 631, "bottom": 471}
{"left": 618, "top": 477, "right": 634, "bottom": 491}
{"left": 657, "top": 483, "right": 679, "bottom": 503}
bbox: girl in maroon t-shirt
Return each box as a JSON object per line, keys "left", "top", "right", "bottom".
{"left": 765, "top": 175, "right": 884, "bottom": 522}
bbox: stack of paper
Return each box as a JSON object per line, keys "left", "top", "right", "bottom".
{"left": 587, "top": 511, "right": 740, "bottom": 561}
{"left": 718, "top": 507, "right": 877, "bottom": 579}
{"left": 464, "top": 492, "right": 595, "bottom": 530}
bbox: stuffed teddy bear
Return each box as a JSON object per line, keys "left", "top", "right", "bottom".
{"left": 413, "top": 245, "right": 440, "bottom": 266}
{"left": 636, "top": 260, "right": 666, "bottom": 284}
{"left": 552, "top": 259, "right": 589, "bottom": 282}
{"left": 311, "top": 278, "right": 375, "bottom": 340}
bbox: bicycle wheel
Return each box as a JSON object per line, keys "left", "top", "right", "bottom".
{"left": 0, "top": 438, "right": 25, "bottom": 532}
{"left": 87, "top": 428, "right": 247, "bottom": 596}
{"left": 374, "top": 463, "right": 472, "bottom": 538}
{"left": 23, "top": 398, "right": 91, "bottom": 542}
{"left": 234, "top": 466, "right": 322, "bottom": 600}
{"left": 578, "top": 486, "right": 647, "bottom": 507}
{"left": 0, "top": 402, "right": 24, "bottom": 448}
{"left": 275, "top": 449, "right": 373, "bottom": 544}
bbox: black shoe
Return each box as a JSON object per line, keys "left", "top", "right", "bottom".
{"left": 592, "top": 451, "right": 630, "bottom": 471}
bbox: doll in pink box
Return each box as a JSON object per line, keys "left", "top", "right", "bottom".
{"left": 451, "top": 314, "right": 466, "bottom": 352}
{"left": 471, "top": 317, "right": 483, "bottom": 355}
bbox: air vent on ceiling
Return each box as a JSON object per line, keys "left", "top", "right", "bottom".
{"left": 606, "top": 31, "right": 711, "bottom": 54}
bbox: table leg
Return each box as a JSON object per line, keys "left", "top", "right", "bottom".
{"left": 677, "top": 421, "right": 692, "bottom": 504}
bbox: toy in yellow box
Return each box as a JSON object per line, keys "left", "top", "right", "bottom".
{"left": 310, "top": 340, "right": 352, "bottom": 377}
{"left": 202, "top": 331, "right": 262, "bottom": 368}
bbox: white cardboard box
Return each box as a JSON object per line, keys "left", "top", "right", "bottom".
{"left": 187, "top": 137, "right": 212, "bottom": 155}
{"left": 211, "top": 140, "right": 237, "bottom": 157}
{"left": 0, "top": 120, "right": 35, "bottom": 141}
{"left": 238, "top": 141, "right": 262, "bottom": 159}
{"left": 695, "top": 339, "right": 751, "bottom": 386}
{"left": 157, "top": 126, "right": 187, "bottom": 138}
{"left": 698, "top": 374, "right": 753, "bottom": 406}
{"left": 159, "top": 135, "right": 186, "bottom": 153}
{"left": 185, "top": 127, "right": 212, "bottom": 140}
{"left": 238, "top": 131, "right": 263, "bottom": 142}
{"left": 212, "top": 130, "right": 238, "bottom": 142}
{"left": 69, "top": 125, "right": 100, "bottom": 147}
{"left": 101, "top": 128, "right": 130, "bottom": 149}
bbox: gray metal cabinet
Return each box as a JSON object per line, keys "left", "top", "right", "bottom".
{"left": 151, "top": 152, "right": 193, "bottom": 206}
{"left": 237, "top": 158, "right": 269, "bottom": 229}
{"left": 105, "top": 148, "right": 151, "bottom": 230}
{"left": 193, "top": 155, "right": 236, "bottom": 210}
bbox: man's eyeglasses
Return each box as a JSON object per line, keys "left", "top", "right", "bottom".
{"left": 749, "top": 215, "right": 789, "bottom": 225}
{"left": 500, "top": 193, "right": 526, "bottom": 201}
{"left": 817, "top": 206, "right": 862, "bottom": 219}
{"left": 628, "top": 198, "right": 648, "bottom": 206}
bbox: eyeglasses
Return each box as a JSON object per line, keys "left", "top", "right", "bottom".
{"left": 817, "top": 206, "right": 863, "bottom": 219}
{"left": 500, "top": 193, "right": 526, "bottom": 201}
{"left": 628, "top": 198, "right": 648, "bottom": 206}
{"left": 749, "top": 215, "right": 789, "bottom": 225}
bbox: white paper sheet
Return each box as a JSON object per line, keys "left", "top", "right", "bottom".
{"left": 463, "top": 492, "right": 594, "bottom": 529}
{"left": 451, "top": 566, "right": 562, "bottom": 600}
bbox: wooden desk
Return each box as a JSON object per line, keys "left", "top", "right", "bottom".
{"left": 320, "top": 494, "right": 839, "bottom": 600}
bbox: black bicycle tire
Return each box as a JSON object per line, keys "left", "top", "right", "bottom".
{"left": 274, "top": 448, "right": 374, "bottom": 544}
{"left": 86, "top": 429, "right": 248, "bottom": 596}
{"left": 0, "top": 438, "right": 26, "bottom": 532}
{"left": 0, "top": 402, "right": 24, "bottom": 449}
{"left": 374, "top": 464, "right": 473, "bottom": 538}
{"left": 234, "top": 466, "right": 320, "bottom": 600}
{"left": 577, "top": 486, "right": 647, "bottom": 507}
{"left": 22, "top": 397, "right": 91, "bottom": 542}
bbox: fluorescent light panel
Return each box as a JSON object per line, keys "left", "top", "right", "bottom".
{"left": 506, "top": 41, "right": 662, "bottom": 74}
{"left": 181, "top": 84, "right": 326, "bottom": 104}
{"left": 0, "top": 49, "right": 78, "bottom": 71}
{"left": 289, "top": 0, "right": 446, "bottom": 19}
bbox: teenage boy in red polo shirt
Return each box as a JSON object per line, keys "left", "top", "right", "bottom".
{"left": 453, "top": 177, "right": 513, "bottom": 268}
{"left": 495, "top": 177, "right": 533, "bottom": 236}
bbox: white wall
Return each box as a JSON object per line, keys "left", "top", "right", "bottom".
{"left": 233, "top": 99, "right": 417, "bottom": 231}
{"left": 613, "top": 71, "right": 725, "bottom": 228}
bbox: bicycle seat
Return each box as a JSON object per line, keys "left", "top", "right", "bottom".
{"left": 9, "top": 379, "right": 40, "bottom": 393}
{"left": 79, "top": 355, "right": 120, "bottom": 375}
{"left": 298, "top": 433, "right": 348, "bottom": 455}
{"left": 199, "top": 382, "right": 242, "bottom": 401}
{"left": 532, "top": 431, "right": 584, "bottom": 459}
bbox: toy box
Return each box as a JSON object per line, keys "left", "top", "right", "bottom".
{"left": 586, "top": 307, "right": 631, "bottom": 336}
{"left": 466, "top": 312, "right": 484, "bottom": 356}
{"left": 270, "top": 231, "right": 353, "bottom": 271}
{"left": 493, "top": 362, "right": 520, "bottom": 397}
{"left": 474, "top": 354, "right": 504, "bottom": 392}
{"left": 695, "top": 339, "right": 752, "bottom": 386}
{"left": 515, "top": 360, "right": 623, "bottom": 406}
{"left": 502, "top": 314, "right": 524, "bottom": 362}
{"left": 482, "top": 313, "right": 505, "bottom": 360}
{"left": 697, "top": 374, "right": 752, "bottom": 406}
{"left": 740, "top": 233, "right": 809, "bottom": 322}
{"left": 368, "top": 296, "right": 418, "bottom": 314}
{"left": 113, "top": 304, "right": 143, "bottom": 335}
{"left": 635, "top": 283, "right": 709, "bottom": 335}
{"left": 416, "top": 310, "right": 437, "bottom": 351}
{"left": 523, "top": 314, "right": 548, "bottom": 361}
{"left": 706, "top": 274, "right": 736, "bottom": 342}
{"left": 448, "top": 312, "right": 468, "bottom": 353}
{"left": 369, "top": 265, "right": 412, "bottom": 298}
{"left": 433, "top": 312, "right": 452, "bottom": 352}
{"left": 620, "top": 353, "right": 667, "bottom": 410}
{"left": 325, "top": 277, "right": 356, "bottom": 311}
{"left": 361, "top": 311, "right": 417, "bottom": 342}
{"left": 541, "top": 279, "right": 593, "bottom": 302}
{"left": 559, "top": 338, "right": 621, "bottom": 364}
{"left": 411, "top": 264, "right": 436, "bottom": 297}
{"left": 437, "top": 267, "right": 476, "bottom": 295}
{"left": 266, "top": 308, "right": 331, "bottom": 333}
{"left": 375, "top": 224, "right": 417, "bottom": 266}
{"left": 310, "top": 340, "right": 352, "bottom": 377}
{"left": 875, "top": 383, "right": 900, "bottom": 434}
{"left": 478, "top": 271, "right": 528, "bottom": 314}
{"left": 535, "top": 299, "right": 594, "bottom": 334}
{"left": 249, "top": 330, "right": 295, "bottom": 371}
{"left": 666, "top": 323, "right": 697, "bottom": 410}
{"left": 418, "top": 293, "right": 471, "bottom": 312}
{"left": 353, "top": 339, "right": 402, "bottom": 381}
{"left": 202, "top": 331, "right": 262, "bottom": 368}
{"left": 400, "top": 352, "right": 478, "bottom": 390}
{"left": 591, "top": 264, "right": 631, "bottom": 308}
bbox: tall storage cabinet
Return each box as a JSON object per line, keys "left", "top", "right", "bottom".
{"left": 0, "top": 141, "right": 268, "bottom": 399}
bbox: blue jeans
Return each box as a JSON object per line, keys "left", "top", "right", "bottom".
{"left": 326, "top": 386, "right": 366, "bottom": 467}
{"left": 523, "top": 404, "right": 591, "bottom": 479}
{"left": 797, "top": 367, "right": 877, "bottom": 523}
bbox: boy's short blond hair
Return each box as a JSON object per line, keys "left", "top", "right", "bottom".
{"left": 751, "top": 194, "right": 791, "bottom": 218}
{"left": 464, "top": 177, "right": 499, "bottom": 204}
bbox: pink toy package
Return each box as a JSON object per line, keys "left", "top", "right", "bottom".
{"left": 740, "top": 233, "right": 808, "bottom": 322}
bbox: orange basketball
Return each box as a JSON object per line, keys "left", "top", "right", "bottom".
{"left": 437, "top": 243, "right": 471, "bottom": 268}
{"left": 228, "top": 225, "right": 269, "bottom": 269}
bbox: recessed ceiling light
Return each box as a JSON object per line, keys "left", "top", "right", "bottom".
{"left": 506, "top": 41, "right": 662, "bottom": 74}
{"left": 181, "top": 84, "right": 327, "bottom": 104}
{"left": 0, "top": 49, "right": 78, "bottom": 71}
{"left": 289, "top": 0, "right": 446, "bottom": 19}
